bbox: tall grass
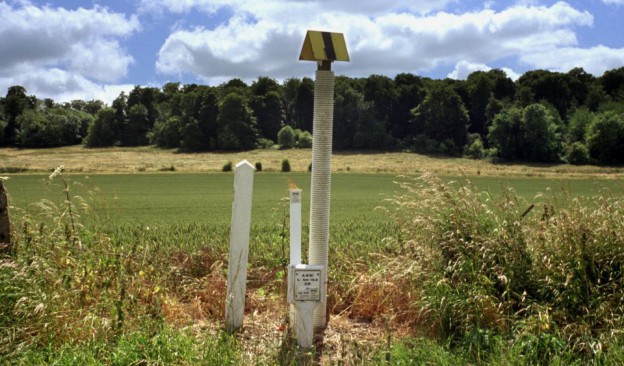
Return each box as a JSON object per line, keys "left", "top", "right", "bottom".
{"left": 357, "top": 172, "right": 624, "bottom": 364}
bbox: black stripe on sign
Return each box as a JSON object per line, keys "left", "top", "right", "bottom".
{"left": 321, "top": 32, "right": 337, "bottom": 60}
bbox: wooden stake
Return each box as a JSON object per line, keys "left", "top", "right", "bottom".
{"left": 0, "top": 180, "right": 11, "bottom": 253}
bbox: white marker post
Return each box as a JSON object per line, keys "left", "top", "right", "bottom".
{"left": 225, "top": 160, "right": 255, "bottom": 333}
{"left": 288, "top": 188, "right": 303, "bottom": 330}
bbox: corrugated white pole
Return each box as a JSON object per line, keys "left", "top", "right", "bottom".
{"left": 289, "top": 188, "right": 302, "bottom": 329}
{"left": 225, "top": 160, "right": 255, "bottom": 333}
{"left": 309, "top": 69, "right": 335, "bottom": 331}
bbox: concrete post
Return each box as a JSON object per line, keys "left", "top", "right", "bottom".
{"left": 225, "top": 160, "right": 255, "bottom": 332}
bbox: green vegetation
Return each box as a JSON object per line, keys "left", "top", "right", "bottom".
{"left": 3, "top": 67, "right": 624, "bottom": 164}
{"left": 2, "top": 166, "right": 624, "bottom": 363}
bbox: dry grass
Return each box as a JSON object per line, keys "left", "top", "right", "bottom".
{"left": 2, "top": 145, "right": 624, "bottom": 178}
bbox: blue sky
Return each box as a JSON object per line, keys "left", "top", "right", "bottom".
{"left": 1, "top": 0, "right": 623, "bottom": 103}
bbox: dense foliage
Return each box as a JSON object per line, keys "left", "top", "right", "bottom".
{"left": 2, "top": 66, "right": 624, "bottom": 163}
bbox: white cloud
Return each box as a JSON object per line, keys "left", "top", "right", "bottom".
{"left": 140, "top": 0, "right": 457, "bottom": 17}
{"left": 0, "top": 67, "right": 134, "bottom": 104}
{"left": 448, "top": 61, "right": 492, "bottom": 79}
{"left": 520, "top": 45, "right": 624, "bottom": 76}
{"left": 0, "top": 2, "right": 139, "bottom": 102}
{"left": 155, "top": 1, "right": 598, "bottom": 82}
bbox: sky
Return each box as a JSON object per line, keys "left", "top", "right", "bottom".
{"left": 1, "top": 0, "right": 623, "bottom": 104}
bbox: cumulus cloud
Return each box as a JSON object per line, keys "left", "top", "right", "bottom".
{"left": 154, "top": 1, "right": 598, "bottom": 83}
{"left": 447, "top": 61, "right": 492, "bottom": 79}
{"left": 447, "top": 61, "right": 521, "bottom": 81}
{"left": 0, "top": 2, "right": 139, "bottom": 102}
{"left": 520, "top": 45, "right": 624, "bottom": 76}
{"left": 140, "top": 0, "right": 457, "bottom": 17}
{"left": 0, "top": 67, "right": 135, "bottom": 104}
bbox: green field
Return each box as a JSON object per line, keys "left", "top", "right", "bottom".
{"left": 6, "top": 172, "right": 623, "bottom": 225}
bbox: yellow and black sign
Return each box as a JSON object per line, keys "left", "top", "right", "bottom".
{"left": 299, "top": 30, "right": 350, "bottom": 62}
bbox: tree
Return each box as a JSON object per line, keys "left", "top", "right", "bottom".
{"left": 0, "top": 118, "right": 5, "bottom": 146}
{"left": 567, "top": 107, "right": 594, "bottom": 143}
{"left": 294, "top": 77, "right": 314, "bottom": 132}
{"left": 411, "top": 84, "right": 469, "bottom": 155}
{"left": 3, "top": 85, "right": 31, "bottom": 145}
{"left": 489, "top": 104, "right": 563, "bottom": 162}
{"left": 521, "top": 104, "right": 562, "bottom": 162}
{"left": 15, "top": 108, "right": 90, "bottom": 147}
{"left": 111, "top": 92, "right": 127, "bottom": 145}
{"left": 390, "top": 73, "right": 426, "bottom": 140}
{"left": 282, "top": 78, "right": 301, "bottom": 127}
{"left": 86, "top": 108, "right": 116, "bottom": 147}
{"left": 363, "top": 74, "right": 395, "bottom": 123}
{"left": 586, "top": 112, "right": 624, "bottom": 164}
{"left": 516, "top": 70, "right": 572, "bottom": 120}
{"left": 150, "top": 116, "right": 182, "bottom": 148}
{"left": 466, "top": 71, "right": 494, "bottom": 137}
{"left": 601, "top": 67, "right": 624, "bottom": 100}
{"left": 250, "top": 77, "right": 284, "bottom": 141}
{"left": 217, "top": 92, "right": 258, "bottom": 150}
{"left": 488, "top": 107, "right": 523, "bottom": 160}
{"left": 122, "top": 104, "right": 150, "bottom": 146}
{"left": 488, "top": 69, "right": 516, "bottom": 101}
{"left": 180, "top": 86, "right": 219, "bottom": 150}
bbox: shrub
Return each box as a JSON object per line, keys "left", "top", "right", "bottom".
{"left": 308, "top": 163, "right": 312, "bottom": 172}
{"left": 277, "top": 126, "right": 295, "bottom": 149}
{"left": 255, "top": 162, "right": 262, "bottom": 171}
{"left": 465, "top": 135, "right": 485, "bottom": 159}
{"left": 222, "top": 161, "right": 233, "bottom": 172}
{"left": 565, "top": 142, "right": 590, "bottom": 165}
{"left": 256, "top": 138, "right": 275, "bottom": 149}
{"left": 297, "top": 130, "right": 313, "bottom": 148}
{"left": 281, "top": 159, "right": 291, "bottom": 172}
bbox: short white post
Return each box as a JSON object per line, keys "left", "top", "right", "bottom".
{"left": 225, "top": 160, "right": 255, "bottom": 333}
{"left": 288, "top": 189, "right": 303, "bottom": 330}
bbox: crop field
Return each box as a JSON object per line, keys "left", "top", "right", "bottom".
{"left": 8, "top": 172, "right": 624, "bottom": 223}
{"left": 2, "top": 147, "right": 624, "bottom": 365}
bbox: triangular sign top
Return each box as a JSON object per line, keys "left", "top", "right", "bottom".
{"left": 299, "top": 31, "right": 349, "bottom": 62}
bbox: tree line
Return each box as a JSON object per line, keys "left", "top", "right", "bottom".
{"left": 1, "top": 67, "right": 623, "bottom": 164}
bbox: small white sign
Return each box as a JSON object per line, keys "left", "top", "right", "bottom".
{"left": 291, "top": 190, "right": 301, "bottom": 204}
{"left": 294, "top": 269, "right": 321, "bottom": 301}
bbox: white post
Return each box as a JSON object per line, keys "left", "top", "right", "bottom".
{"left": 289, "top": 188, "right": 302, "bottom": 329}
{"left": 309, "top": 69, "right": 335, "bottom": 332}
{"left": 225, "top": 160, "right": 255, "bottom": 332}
{"left": 290, "top": 189, "right": 302, "bottom": 265}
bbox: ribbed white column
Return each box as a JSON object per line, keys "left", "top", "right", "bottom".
{"left": 309, "top": 70, "right": 335, "bottom": 331}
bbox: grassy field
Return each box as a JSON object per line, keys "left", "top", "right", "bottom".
{"left": 6, "top": 172, "right": 623, "bottom": 224}
{"left": 2, "top": 145, "right": 624, "bottom": 178}
{"left": 2, "top": 147, "right": 624, "bottom": 364}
